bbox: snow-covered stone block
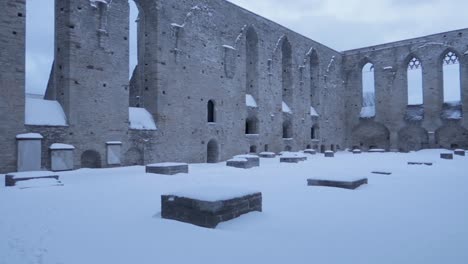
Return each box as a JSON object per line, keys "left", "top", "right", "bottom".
{"left": 369, "top": 149, "right": 386, "bottom": 153}
{"left": 304, "top": 149, "right": 316, "bottom": 155}
{"left": 146, "top": 163, "right": 189, "bottom": 175}
{"left": 280, "top": 152, "right": 307, "bottom": 163}
{"left": 259, "top": 152, "right": 276, "bottom": 158}
{"left": 440, "top": 153, "right": 453, "bottom": 160}
{"left": 307, "top": 177, "right": 368, "bottom": 190}
{"left": 371, "top": 171, "right": 392, "bottom": 175}
{"left": 408, "top": 162, "right": 433, "bottom": 166}
{"left": 5, "top": 171, "right": 60, "bottom": 187}
{"left": 352, "top": 149, "right": 362, "bottom": 154}
{"left": 161, "top": 189, "right": 262, "bottom": 228}
{"left": 226, "top": 158, "right": 253, "bottom": 169}
{"left": 324, "top": 151, "right": 334, "bottom": 157}
{"left": 16, "top": 133, "right": 43, "bottom": 172}
{"left": 234, "top": 155, "right": 260, "bottom": 167}
{"left": 454, "top": 149, "right": 466, "bottom": 156}
{"left": 50, "top": 143, "right": 75, "bottom": 172}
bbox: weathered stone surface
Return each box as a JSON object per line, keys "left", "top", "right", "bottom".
{"left": 5, "top": 171, "right": 59, "bottom": 187}
{"left": 234, "top": 155, "right": 260, "bottom": 167}
{"left": 408, "top": 162, "right": 433, "bottom": 166}
{"left": 161, "top": 192, "right": 262, "bottom": 228}
{"left": 146, "top": 163, "right": 189, "bottom": 175}
{"left": 259, "top": 152, "right": 276, "bottom": 158}
{"left": 324, "top": 151, "right": 335, "bottom": 158}
{"left": 371, "top": 171, "right": 392, "bottom": 175}
{"left": 307, "top": 178, "right": 368, "bottom": 190}
{"left": 226, "top": 158, "right": 254, "bottom": 169}
{"left": 304, "top": 149, "right": 317, "bottom": 155}
{"left": 440, "top": 153, "right": 454, "bottom": 160}
{"left": 454, "top": 149, "right": 466, "bottom": 156}
{"left": 352, "top": 149, "right": 362, "bottom": 154}
{"left": 280, "top": 157, "right": 306, "bottom": 163}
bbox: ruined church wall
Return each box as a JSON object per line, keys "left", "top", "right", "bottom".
{"left": 343, "top": 29, "right": 468, "bottom": 151}
{"left": 132, "top": 0, "right": 347, "bottom": 163}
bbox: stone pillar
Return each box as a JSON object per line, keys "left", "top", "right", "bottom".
{"left": 50, "top": 143, "right": 75, "bottom": 171}
{"left": 16, "top": 133, "right": 43, "bottom": 172}
{"left": 389, "top": 131, "right": 399, "bottom": 152}
{"left": 106, "top": 141, "right": 122, "bottom": 166}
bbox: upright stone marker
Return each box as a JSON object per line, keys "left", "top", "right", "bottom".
{"left": 16, "top": 133, "right": 43, "bottom": 172}
{"left": 50, "top": 143, "right": 75, "bottom": 171}
{"left": 440, "top": 153, "right": 453, "bottom": 160}
{"left": 106, "top": 141, "right": 122, "bottom": 166}
{"left": 454, "top": 149, "right": 466, "bottom": 156}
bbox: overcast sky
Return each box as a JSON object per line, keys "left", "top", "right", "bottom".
{"left": 26, "top": 0, "right": 468, "bottom": 97}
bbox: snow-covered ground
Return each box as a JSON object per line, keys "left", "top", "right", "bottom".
{"left": 1, "top": 150, "right": 467, "bottom": 264}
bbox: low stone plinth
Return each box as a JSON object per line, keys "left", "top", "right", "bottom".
{"left": 161, "top": 190, "right": 262, "bottom": 228}
{"left": 369, "top": 149, "right": 386, "bottom": 153}
{"left": 226, "top": 158, "right": 254, "bottom": 169}
{"left": 259, "top": 152, "right": 276, "bottom": 158}
{"left": 5, "top": 171, "right": 60, "bottom": 187}
{"left": 324, "top": 151, "right": 334, "bottom": 158}
{"left": 352, "top": 149, "right": 362, "bottom": 154}
{"left": 408, "top": 162, "right": 433, "bottom": 166}
{"left": 440, "top": 153, "right": 453, "bottom": 160}
{"left": 454, "top": 149, "right": 466, "bottom": 156}
{"left": 307, "top": 178, "right": 368, "bottom": 190}
{"left": 304, "top": 149, "right": 317, "bottom": 155}
{"left": 234, "top": 155, "right": 260, "bottom": 167}
{"left": 280, "top": 152, "right": 307, "bottom": 163}
{"left": 146, "top": 163, "right": 189, "bottom": 175}
{"left": 371, "top": 171, "right": 392, "bottom": 175}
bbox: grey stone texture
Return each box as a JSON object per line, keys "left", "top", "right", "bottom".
{"left": 226, "top": 159, "right": 255, "bottom": 169}
{"left": 146, "top": 163, "right": 189, "bottom": 175}
{"left": 307, "top": 178, "right": 368, "bottom": 190}
{"left": 0, "top": 0, "right": 467, "bottom": 173}
{"left": 50, "top": 149, "right": 74, "bottom": 172}
{"left": 440, "top": 153, "right": 454, "bottom": 160}
{"left": 161, "top": 192, "right": 262, "bottom": 228}
{"left": 280, "top": 156, "right": 307, "bottom": 163}
{"left": 17, "top": 137, "right": 42, "bottom": 172}
{"left": 408, "top": 162, "right": 433, "bottom": 166}
{"left": 454, "top": 149, "right": 466, "bottom": 156}
{"left": 324, "top": 151, "right": 335, "bottom": 157}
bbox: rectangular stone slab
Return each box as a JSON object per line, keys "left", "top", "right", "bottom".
{"left": 226, "top": 159, "right": 255, "bottom": 169}
{"left": 5, "top": 172, "right": 59, "bottom": 187}
{"left": 440, "top": 153, "right": 454, "bottom": 160}
{"left": 161, "top": 192, "right": 262, "bottom": 228}
{"left": 408, "top": 162, "right": 433, "bottom": 166}
{"left": 307, "top": 178, "right": 368, "bottom": 190}
{"left": 280, "top": 156, "right": 306, "bottom": 163}
{"left": 371, "top": 171, "right": 392, "bottom": 175}
{"left": 146, "top": 163, "right": 189, "bottom": 175}
{"left": 454, "top": 150, "right": 466, "bottom": 156}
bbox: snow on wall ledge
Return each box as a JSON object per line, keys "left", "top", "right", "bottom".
{"left": 282, "top": 102, "right": 292, "bottom": 114}
{"left": 129, "top": 107, "right": 157, "bottom": 130}
{"left": 246, "top": 94, "right": 257, "bottom": 108}
{"left": 25, "top": 98, "right": 67, "bottom": 126}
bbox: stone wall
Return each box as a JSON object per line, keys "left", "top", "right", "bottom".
{"left": 343, "top": 29, "right": 468, "bottom": 151}
{"left": 0, "top": 0, "right": 26, "bottom": 173}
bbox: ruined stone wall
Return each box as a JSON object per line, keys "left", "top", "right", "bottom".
{"left": 0, "top": 0, "right": 26, "bottom": 173}
{"left": 343, "top": 29, "right": 468, "bottom": 151}
{"left": 131, "top": 0, "right": 346, "bottom": 164}
{"left": 49, "top": 0, "right": 131, "bottom": 168}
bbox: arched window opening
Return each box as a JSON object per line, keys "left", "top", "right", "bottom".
{"left": 245, "top": 117, "right": 259, "bottom": 135}
{"left": 207, "top": 139, "right": 219, "bottom": 163}
{"left": 310, "top": 50, "right": 319, "bottom": 106}
{"left": 311, "top": 125, "right": 319, "bottom": 139}
{"left": 407, "top": 57, "right": 423, "bottom": 105}
{"left": 249, "top": 145, "right": 257, "bottom": 153}
{"left": 264, "top": 144, "right": 269, "bottom": 152}
{"left": 129, "top": 1, "right": 139, "bottom": 79}
{"left": 26, "top": 0, "right": 54, "bottom": 97}
{"left": 443, "top": 51, "right": 461, "bottom": 102}
{"left": 283, "top": 122, "right": 292, "bottom": 139}
{"left": 207, "top": 100, "right": 216, "bottom": 123}
{"left": 246, "top": 27, "right": 259, "bottom": 98}
{"left": 360, "top": 63, "right": 375, "bottom": 118}
{"left": 282, "top": 38, "right": 293, "bottom": 106}
{"left": 442, "top": 51, "right": 462, "bottom": 119}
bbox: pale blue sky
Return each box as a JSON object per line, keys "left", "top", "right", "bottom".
{"left": 26, "top": 0, "right": 467, "bottom": 100}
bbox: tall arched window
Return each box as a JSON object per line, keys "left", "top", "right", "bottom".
{"left": 442, "top": 51, "right": 461, "bottom": 103}
{"left": 26, "top": 0, "right": 54, "bottom": 96}
{"left": 407, "top": 57, "right": 423, "bottom": 105}
{"left": 246, "top": 27, "right": 258, "bottom": 98}
{"left": 360, "top": 62, "right": 375, "bottom": 118}
{"left": 207, "top": 100, "right": 215, "bottom": 123}
{"left": 282, "top": 38, "right": 293, "bottom": 106}
{"left": 310, "top": 49, "right": 319, "bottom": 106}
{"left": 245, "top": 117, "right": 258, "bottom": 135}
